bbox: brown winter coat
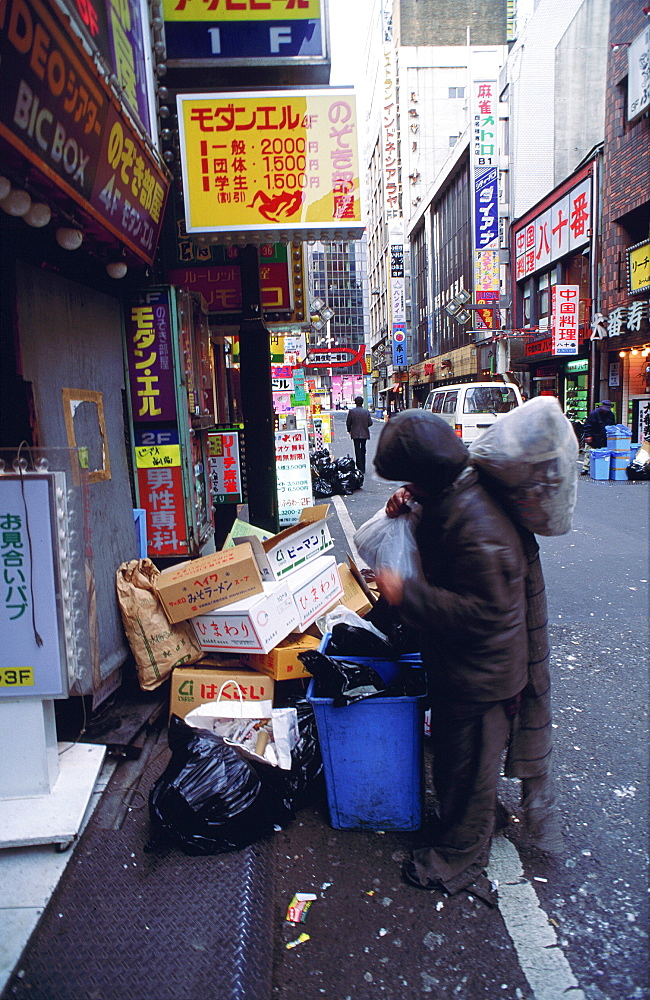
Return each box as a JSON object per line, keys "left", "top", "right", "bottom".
{"left": 374, "top": 411, "right": 528, "bottom": 703}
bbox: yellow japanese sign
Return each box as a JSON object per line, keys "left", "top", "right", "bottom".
{"left": 135, "top": 445, "right": 182, "bottom": 468}
{"left": 163, "top": 0, "right": 320, "bottom": 21}
{"left": 628, "top": 240, "right": 650, "bottom": 294}
{"left": 177, "top": 90, "right": 362, "bottom": 236}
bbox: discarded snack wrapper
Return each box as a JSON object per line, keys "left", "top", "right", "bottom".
{"left": 286, "top": 932, "right": 310, "bottom": 949}
{"left": 286, "top": 892, "right": 317, "bottom": 923}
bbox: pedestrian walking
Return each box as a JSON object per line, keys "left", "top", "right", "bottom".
{"left": 581, "top": 399, "right": 616, "bottom": 474}
{"left": 372, "top": 410, "right": 562, "bottom": 902}
{"left": 346, "top": 396, "right": 373, "bottom": 474}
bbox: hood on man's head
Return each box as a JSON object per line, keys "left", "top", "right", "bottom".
{"left": 374, "top": 410, "right": 469, "bottom": 495}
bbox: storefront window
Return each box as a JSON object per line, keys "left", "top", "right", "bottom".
{"left": 523, "top": 280, "right": 532, "bottom": 326}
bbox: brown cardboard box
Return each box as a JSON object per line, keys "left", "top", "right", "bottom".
{"left": 336, "top": 561, "right": 374, "bottom": 617}
{"left": 154, "top": 543, "right": 263, "bottom": 624}
{"left": 240, "top": 632, "right": 320, "bottom": 681}
{"left": 169, "top": 664, "right": 274, "bottom": 720}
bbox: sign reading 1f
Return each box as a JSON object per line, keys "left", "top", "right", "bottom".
{"left": 163, "top": 0, "right": 324, "bottom": 63}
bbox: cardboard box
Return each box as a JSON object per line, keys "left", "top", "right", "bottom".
{"left": 155, "top": 543, "right": 264, "bottom": 624}
{"left": 236, "top": 505, "right": 333, "bottom": 582}
{"left": 287, "top": 555, "right": 344, "bottom": 632}
{"left": 336, "top": 561, "right": 374, "bottom": 617}
{"left": 191, "top": 581, "right": 300, "bottom": 653}
{"left": 241, "top": 632, "right": 320, "bottom": 681}
{"left": 170, "top": 665, "right": 274, "bottom": 720}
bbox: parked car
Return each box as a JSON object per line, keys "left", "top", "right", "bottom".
{"left": 422, "top": 381, "right": 523, "bottom": 445}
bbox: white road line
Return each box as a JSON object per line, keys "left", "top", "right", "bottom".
{"left": 488, "top": 836, "right": 585, "bottom": 1000}
{"left": 332, "top": 502, "right": 585, "bottom": 1000}
{"left": 331, "top": 495, "right": 366, "bottom": 567}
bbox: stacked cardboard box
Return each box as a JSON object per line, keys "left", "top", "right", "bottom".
{"left": 163, "top": 507, "right": 376, "bottom": 716}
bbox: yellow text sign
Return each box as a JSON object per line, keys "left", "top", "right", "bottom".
{"left": 135, "top": 445, "right": 182, "bottom": 468}
{"left": 177, "top": 89, "right": 361, "bottom": 234}
{"left": 163, "top": 0, "right": 320, "bottom": 22}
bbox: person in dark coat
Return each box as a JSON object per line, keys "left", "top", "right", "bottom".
{"left": 373, "top": 410, "right": 529, "bottom": 900}
{"left": 346, "top": 396, "right": 373, "bottom": 473}
{"left": 581, "top": 400, "right": 616, "bottom": 473}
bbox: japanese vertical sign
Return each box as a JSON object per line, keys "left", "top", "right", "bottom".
{"left": 176, "top": 90, "right": 362, "bottom": 239}
{"left": 208, "top": 430, "right": 243, "bottom": 505}
{"left": 275, "top": 429, "right": 313, "bottom": 527}
{"left": 551, "top": 285, "right": 579, "bottom": 355}
{"left": 627, "top": 25, "right": 650, "bottom": 122}
{"left": 513, "top": 175, "right": 592, "bottom": 281}
{"left": 162, "top": 0, "right": 325, "bottom": 64}
{"left": 470, "top": 79, "right": 500, "bottom": 329}
{"left": 125, "top": 288, "right": 189, "bottom": 557}
{"left": 390, "top": 243, "right": 407, "bottom": 366}
{"left": 381, "top": 47, "right": 402, "bottom": 222}
{"left": 1, "top": 475, "right": 67, "bottom": 699}
{"left": 125, "top": 289, "right": 177, "bottom": 421}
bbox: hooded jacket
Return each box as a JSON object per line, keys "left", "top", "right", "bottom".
{"left": 374, "top": 411, "right": 528, "bottom": 702}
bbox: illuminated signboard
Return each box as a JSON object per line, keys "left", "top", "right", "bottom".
{"left": 162, "top": 0, "right": 325, "bottom": 65}
{"left": 208, "top": 429, "right": 243, "bottom": 505}
{"left": 176, "top": 89, "right": 363, "bottom": 242}
{"left": 0, "top": 0, "right": 169, "bottom": 264}
{"left": 513, "top": 176, "right": 592, "bottom": 281}
{"left": 551, "top": 285, "right": 579, "bottom": 356}
{"left": 628, "top": 239, "right": 650, "bottom": 295}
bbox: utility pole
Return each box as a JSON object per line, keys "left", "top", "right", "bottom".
{"left": 238, "top": 245, "right": 279, "bottom": 534}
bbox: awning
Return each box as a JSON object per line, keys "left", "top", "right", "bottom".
{"left": 377, "top": 384, "right": 402, "bottom": 394}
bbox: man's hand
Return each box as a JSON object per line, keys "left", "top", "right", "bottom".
{"left": 585, "top": 436, "right": 593, "bottom": 445}
{"left": 376, "top": 568, "right": 403, "bottom": 606}
{"left": 385, "top": 487, "right": 412, "bottom": 518}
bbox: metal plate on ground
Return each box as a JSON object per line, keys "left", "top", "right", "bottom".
{"left": 2, "top": 735, "right": 275, "bottom": 1000}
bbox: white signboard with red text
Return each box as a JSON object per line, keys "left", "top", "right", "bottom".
{"left": 551, "top": 285, "right": 579, "bottom": 356}
{"left": 515, "top": 177, "right": 592, "bottom": 281}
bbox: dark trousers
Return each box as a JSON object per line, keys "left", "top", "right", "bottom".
{"left": 352, "top": 438, "right": 367, "bottom": 473}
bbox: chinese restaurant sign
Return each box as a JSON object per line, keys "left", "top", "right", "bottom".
{"left": 176, "top": 89, "right": 363, "bottom": 240}
{"left": 0, "top": 0, "right": 169, "bottom": 263}
{"left": 514, "top": 176, "right": 592, "bottom": 281}
{"left": 162, "top": 0, "right": 325, "bottom": 64}
{"left": 551, "top": 285, "right": 579, "bottom": 356}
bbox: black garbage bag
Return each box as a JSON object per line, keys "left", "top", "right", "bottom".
{"left": 328, "top": 622, "right": 397, "bottom": 659}
{"left": 318, "top": 459, "right": 338, "bottom": 481}
{"left": 365, "top": 596, "right": 420, "bottom": 655}
{"left": 283, "top": 700, "right": 324, "bottom": 808}
{"left": 313, "top": 477, "right": 334, "bottom": 498}
{"left": 311, "top": 448, "right": 333, "bottom": 476}
{"left": 298, "top": 649, "right": 388, "bottom": 707}
{"left": 626, "top": 461, "right": 650, "bottom": 481}
{"left": 147, "top": 715, "right": 293, "bottom": 855}
{"left": 335, "top": 454, "right": 357, "bottom": 474}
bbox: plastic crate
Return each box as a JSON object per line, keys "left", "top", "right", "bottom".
{"left": 307, "top": 677, "right": 425, "bottom": 830}
{"left": 589, "top": 448, "right": 610, "bottom": 480}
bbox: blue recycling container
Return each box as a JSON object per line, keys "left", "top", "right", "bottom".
{"left": 307, "top": 678, "right": 425, "bottom": 830}
{"left": 609, "top": 450, "right": 630, "bottom": 481}
{"left": 589, "top": 448, "right": 610, "bottom": 480}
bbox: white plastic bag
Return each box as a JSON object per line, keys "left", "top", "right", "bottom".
{"left": 316, "top": 605, "right": 389, "bottom": 641}
{"left": 184, "top": 681, "right": 298, "bottom": 769}
{"left": 468, "top": 396, "right": 578, "bottom": 536}
{"left": 353, "top": 505, "right": 423, "bottom": 579}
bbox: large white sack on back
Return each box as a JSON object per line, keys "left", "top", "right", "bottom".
{"left": 468, "top": 396, "right": 578, "bottom": 536}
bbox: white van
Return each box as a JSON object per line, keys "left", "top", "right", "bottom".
{"left": 422, "top": 381, "right": 523, "bottom": 445}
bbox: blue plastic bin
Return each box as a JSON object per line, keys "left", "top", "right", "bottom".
{"left": 307, "top": 677, "right": 425, "bottom": 830}
{"left": 609, "top": 450, "right": 629, "bottom": 481}
{"left": 318, "top": 632, "right": 402, "bottom": 685}
{"left": 589, "top": 448, "right": 610, "bottom": 480}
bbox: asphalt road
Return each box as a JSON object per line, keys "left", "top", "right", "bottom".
{"left": 271, "top": 411, "right": 649, "bottom": 1000}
